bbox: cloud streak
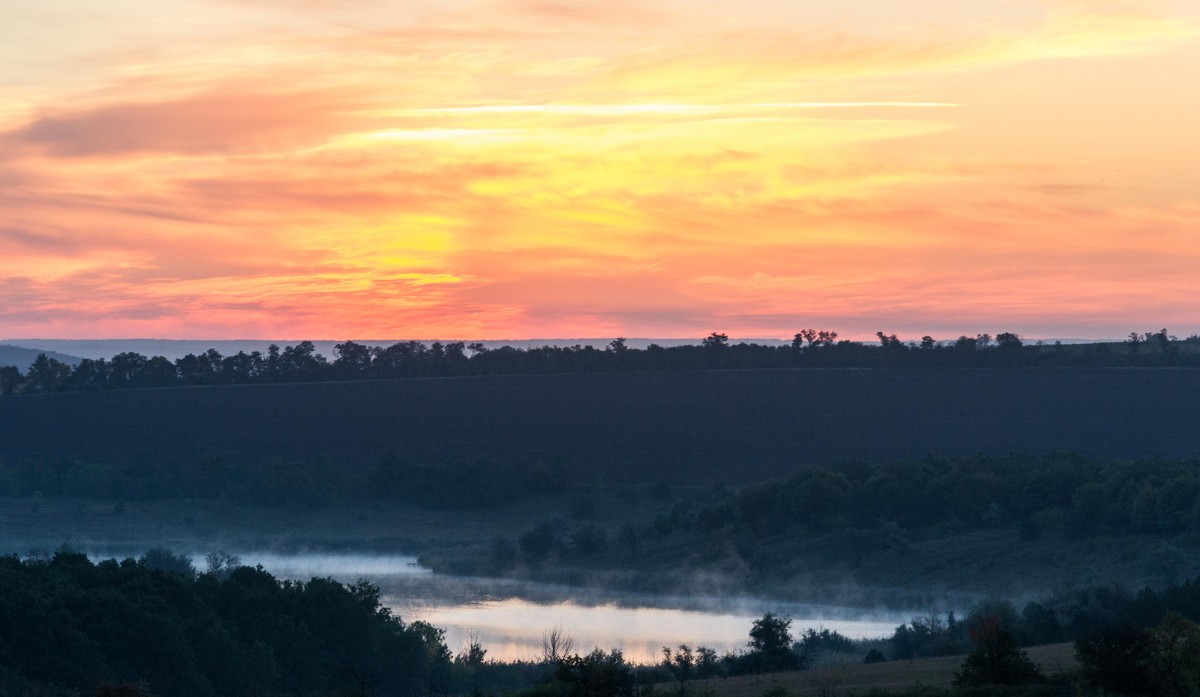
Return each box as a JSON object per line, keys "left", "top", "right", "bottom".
{"left": 4, "top": 90, "right": 363, "bottom": 157}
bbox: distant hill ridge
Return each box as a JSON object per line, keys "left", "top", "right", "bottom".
{"left": 0, "top": 345, "right": 82, "bottom": 370}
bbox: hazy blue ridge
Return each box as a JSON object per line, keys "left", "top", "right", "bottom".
{"left": 0, "top": 344, "right": 83, "bottom": 370}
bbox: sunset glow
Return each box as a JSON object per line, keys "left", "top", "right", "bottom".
{"left": 3, "top": 0, "right": 1199, "bottom": 340}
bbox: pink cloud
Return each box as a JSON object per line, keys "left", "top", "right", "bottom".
{"left": 5, "top": 90, "right": 362, "bottom": 158}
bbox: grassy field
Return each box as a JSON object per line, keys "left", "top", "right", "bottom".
{"left": 3, "top": 368, "right": 1200, "bottom": 485}
{"left": 685, "top": 643, "right": 1077, "bottom": 697}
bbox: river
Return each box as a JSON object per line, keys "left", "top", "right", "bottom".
{"left": 214, "top": 551, "right": 910, "bottom": 663}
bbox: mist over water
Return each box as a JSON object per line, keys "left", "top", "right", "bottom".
{"left": 211, "top": 552, "right": 431, "bottom": 578}
{"left": 411, "top": 598, "right": 903, "bottom": 663}
{"left": 167, "top": 551, "right": 911, "bottom": 664}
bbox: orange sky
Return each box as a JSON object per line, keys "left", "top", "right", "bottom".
{"left": 2, "top": 0, "right": 1198, "bottom": 340}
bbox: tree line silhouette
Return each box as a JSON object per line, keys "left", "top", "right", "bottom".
{"left": 3, "top": 329, "right": 1200, "bottom": 395}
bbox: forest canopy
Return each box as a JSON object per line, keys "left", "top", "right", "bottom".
{"left": 0, "top": 551, "right": 453, "bottom": 697}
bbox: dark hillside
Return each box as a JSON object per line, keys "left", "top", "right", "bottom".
{"left": 2, "top": 368, "right": 1199, "bottom": 483}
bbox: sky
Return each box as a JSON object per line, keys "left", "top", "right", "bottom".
{"left": 1, "top": 0, "right": 1198, "bottom": 341}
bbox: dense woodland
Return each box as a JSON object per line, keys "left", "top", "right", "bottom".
{"left": 410, "top": 453, "right": 1200, "bottom": 596}
{"left": 3, "top": 330, "right": 1200, "bottom": 395}
{"left": 0, "top": 551, "right": 455, "bottom": 697}
{"left": 9, "top": 450, "right": 1192, "bottom": 550}
{"left": 6, "top": 451, "right": 1200, "bottom": 546}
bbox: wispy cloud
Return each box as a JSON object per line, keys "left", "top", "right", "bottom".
{"left": 4, "top": 90, "right": 363, "bottom": 158}
{"left": 389, "top": 102, "right": 960, "bottom": 116}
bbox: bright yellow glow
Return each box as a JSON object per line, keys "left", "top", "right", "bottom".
{"left": 1, "top": 0, "right": 1199, "bottom": 339}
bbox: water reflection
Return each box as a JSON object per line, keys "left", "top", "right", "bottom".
{"left": 404, "top": 598, "right": 902, "bottom": 664}
{"left": 204, "top": 551, "right": 908, "bottom": 664}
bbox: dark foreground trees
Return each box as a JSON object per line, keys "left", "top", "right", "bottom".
{"left": 0, "top": 551, "right": 453, "bottom": 697}
{"left": 1076, "top": 612, "right": 1200, "bottom": 697}
{"left": 954, "top": 616, "right": 1043, "bottom": 687}
{"left": 546, "top": 649, "right": 636, "bottom": 697}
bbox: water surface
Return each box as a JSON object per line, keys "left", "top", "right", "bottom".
{"left": 217, "top": 551, "right": 909, "bottom": 663}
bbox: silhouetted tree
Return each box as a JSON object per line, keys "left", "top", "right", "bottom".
{"left": 792, "top": 329, "right": 818, "bottom": 350}
{"left": 954, "top": 616, "right": 1043, "bottom": 687}
{"left": 551, "top": 649, "right": 634, "bottom": 697}
{"left": 26, "top": 353, "right": 70, "bottom": 392}
{"left": 204, "top": 551, "right": 241, "bottom": 580}
{"left": 456, "top": 633, "right": 487, "bottom": 668}
{"left": 795, "top": 628, "right": 855, "bottom": 666}
{"left": 64, "top": 358, "right": 110, "bottom": 391}
{"left": 266, "top": 343, "right": 281, "bottom": 378}
{"left": 792, "top": 329, "right": 838, "bottom": 351}
{"left": 875, "top": 332, "right": 904, "bottom": 351}
{"left": 661, "top": 644, "right": 694, "bottom": 694}
{"left": 1018, "top": 602, "right": 1062, "bottom": 645}
{"left": 891, "top": 613, "right": 966, "bottom": 659}
{"left": 220, "top": 351, "right": 262, "bottom": 383}
{"left": 541, "top": 628, "right": 575, "bottom": 665}
{"left": 694, "top": 646, "right": 721, "bottom": 678}
{"left": 140, "top": 548, "right": 197, "bottom": 578}
{"left": 280, "top": 341, "right": 326, "bottom": 380}
{"left": 335, "top": 341, "right": 375, "bottom": 378}
{"left": 996, "top": 332, "right": 1023, "bottom": 351}
{"left": 1146, "top": 612, "right": 1200, "bottom": 697}
{"left": 748, "top": 613, "right": 797, "bottom": 672}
